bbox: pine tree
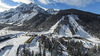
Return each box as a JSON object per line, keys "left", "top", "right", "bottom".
{"left": 39, "top": 42, "right": 41, "bottom": 56}
{"left": 32, "top": 51, "right": 34, "bottom": 56}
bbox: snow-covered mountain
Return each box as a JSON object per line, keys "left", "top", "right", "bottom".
{"left": 0, "top": 2, "right": 99, "bottom": 38}
{"left": 0, "top": 3, "right": 100, "bottom": 38}
{"left": 0, "top": 3, "right": 100, "bottom": 56}
{"left": 0, "top": 3, "right": 58, "bottom": 26}
{"left": 46, "top": 8, "right": 59, "bottom": 14}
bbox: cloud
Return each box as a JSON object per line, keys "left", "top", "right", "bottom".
{"left": 38, "top": 0, "right": 100, "bottom": 7}
{"left": 53, "top": 0, "right": 93, "bottom": 7}
{"left": 0, "top": 0, "right": 17, "bottom": 12}
{"left": 12, "top": 0, "right": 33, "bottom": 4}
{"left": 38, "top": 0, "right": 50, "bottom": 4}
{"left": 96, "top": 0, "right": 100, "bottom": 2}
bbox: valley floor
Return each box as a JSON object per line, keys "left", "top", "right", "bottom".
{"left": 0, "top": 29, "right": 100, "bottom": 56}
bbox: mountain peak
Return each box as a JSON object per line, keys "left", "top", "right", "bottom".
{"left": 47, "top": 8, "right": 59, "bottom": 14}
{"left": 16, "top": 3, "right": 39, "bottom": 12}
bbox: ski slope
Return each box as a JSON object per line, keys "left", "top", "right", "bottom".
{"left": 59, "top": 24, "right": 73, "bottom": 37}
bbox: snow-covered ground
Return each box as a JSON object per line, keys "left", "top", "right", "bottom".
{"left": 0, "top": 31, "right": 30, "bottom": 56}
{"left": 0, "top": 29, "right": 27, "bottom": 36}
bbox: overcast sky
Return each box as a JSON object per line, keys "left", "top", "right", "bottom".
{"left": 0, "top": 0, "right": 100, "bottom": 14}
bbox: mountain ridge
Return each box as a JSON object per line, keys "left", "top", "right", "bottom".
{"left": 0, "top": 3, "right": 100, "bottom": 38}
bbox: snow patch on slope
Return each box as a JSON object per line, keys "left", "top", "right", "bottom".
{"left": 68, "top": 14, "right": 100, "bottom": 43}
{"left": 34, "top": 16, "right": 65, "bottom": 35}
{"left": 68, "top": 14, "right": 92, "bottom": 38}
{"left": 59, "top": 24, "right": 73, "bottom": 37}
{"left": 49, "top": 16, "right": 64, "bottom": 33}
{"left": 0, "top": 9, "right": 38, "bottom": 26}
